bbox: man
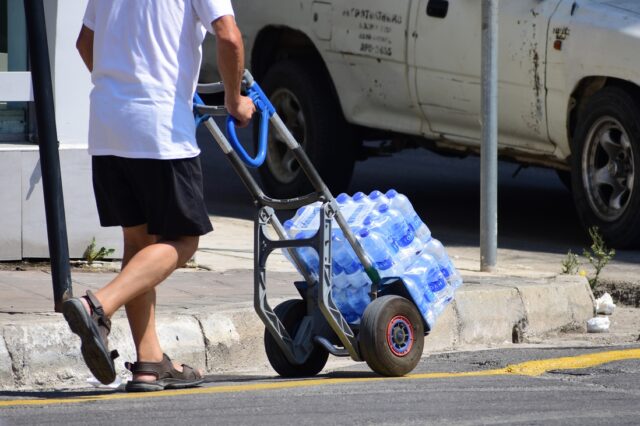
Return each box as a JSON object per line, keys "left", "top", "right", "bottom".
{"left": 63, "top": 0, "right": 255, "bottom": 392}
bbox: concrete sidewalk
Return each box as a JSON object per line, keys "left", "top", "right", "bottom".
{"left": 2, "top": 216, "right": 629, "bottom": 391}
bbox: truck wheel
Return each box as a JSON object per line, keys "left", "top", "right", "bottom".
{"left": 572, "top": 86, "right": 640, "bottom": 248}
{"left": 556, "top": 170, "right": 572, "bottom": 192}
{"left": 359, "top": 295, "right": 424, "bottom": 377}
{"left": 264, "top": 299, "right": 329, "bottom": 377}
{"left": 256, "top": 60, "right": 357, "bottom": 198}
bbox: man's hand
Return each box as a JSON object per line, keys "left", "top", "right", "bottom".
{"left": 226, "top": 96, "right": 255, "bottom": 128}
{"left": 212, "top": 16, "right": 255, "bottom": 127}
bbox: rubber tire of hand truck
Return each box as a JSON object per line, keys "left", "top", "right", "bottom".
{"left": 359, "top": 295, "right": 424, "bottom": 377}
{"left": 256, "top": 59, "right": 358, "bottom": 199}
{"left": 264, "top": 299, "right": 329, "bottom": 377}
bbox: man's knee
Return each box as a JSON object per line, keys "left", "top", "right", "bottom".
{"left": 160, "top": 235, "right": 199, "bottom": 265}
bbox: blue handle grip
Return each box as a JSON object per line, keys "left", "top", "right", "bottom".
{"left": 192, "top": 92, "right": 209, "bottom": 128}
{"left": 226, "top": 82, "right": 275, "bottom": 168}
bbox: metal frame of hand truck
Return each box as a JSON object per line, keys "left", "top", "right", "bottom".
{"left": 194, "top": 70, "right": 423, "bottom": 366}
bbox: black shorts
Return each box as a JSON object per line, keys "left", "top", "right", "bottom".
{"left": 92, "top": 155, "right": 213, "bottom": 237}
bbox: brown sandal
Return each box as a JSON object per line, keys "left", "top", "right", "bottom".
{"left": 62, "top": 290, "right": 119, "bottom": 385}
{"left": 125, "top": 353, "right": 204, "bottom": 392}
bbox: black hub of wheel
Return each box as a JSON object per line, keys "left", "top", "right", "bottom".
{"left": 386, "top": 315, "right": 414, "bottom": 357}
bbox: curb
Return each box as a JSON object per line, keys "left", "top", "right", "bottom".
{"left": 0, "top": 275, "right": 594, "bottom": 391}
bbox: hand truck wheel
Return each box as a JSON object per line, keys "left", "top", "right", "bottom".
{"left": 264, "top": 299, "right": 329, "bottom": 377}
{"left": 359, "top": 295, "right": 424, "bottom": 377}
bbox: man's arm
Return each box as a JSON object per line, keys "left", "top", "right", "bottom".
{"left": 212, "top": 16, "right": 254, "bottom": 127}
{"left": 76, "top": 25, "right": 94, "bottom": 72}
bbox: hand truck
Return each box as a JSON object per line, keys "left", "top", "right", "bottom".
{"left": 194, "top": 70, "right": 428, "bottom": 377}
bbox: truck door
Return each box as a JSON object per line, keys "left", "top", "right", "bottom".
{"left": 326, "top": 0, "right": 423, "bottom": 135}
{"left": 410, "top": 0, "right": 563, "bottom": 152}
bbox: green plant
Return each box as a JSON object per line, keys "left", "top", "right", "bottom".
{"left": 561, "top": 250, "right": 580, "bottom": 275}
{"left": 83, "top": 237, "right": 115, "bottom": 265}
{"left": 582, "top": 226, "right": 615, "bottom": 289}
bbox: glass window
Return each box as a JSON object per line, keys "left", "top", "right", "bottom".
{"left": 0, "top": 0, "right": 30, "bottom": 143}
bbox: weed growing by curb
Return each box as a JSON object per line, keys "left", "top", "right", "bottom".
{"left": 561, "top": 250, "right": 580, "bottom": 275}
{"left": 561, "top": 226, "right": 615, "bottom": 289}
{"left": 582, "top": 226, "right": 615, "bottom": 289}
{"left": 83, "top": 237, "right": 115, "bottom": 265}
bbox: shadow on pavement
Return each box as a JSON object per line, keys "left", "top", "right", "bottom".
{"left": 0, "top": 389, "right": 117, "bottom": 399}
{"left": 197, "top": 126, "right": 640, "bottom": 263}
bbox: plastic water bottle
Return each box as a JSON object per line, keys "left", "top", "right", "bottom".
{"left": 402, "top": 275, "right": 436, "bottom": 327}
{"left": 369, "top": 204, "right": 423, "bottom": 268}
{"left": 292, "top": 202, "right": 322, "bottom": 233}
{"left": 368, "top": 190, "right": 390, "bottom": 208}
{"left": 405, "top": 253, "right": 453, "bottom": 317}
{"left": 385, "top": 189, "right": 432, "bottom": 243}
{"left": 362, "top": 215, "right": 396, "bottom": 249}
{"left": 347, "top": 281, "right": 370, "bottom": 319}
{"left": 281, "top": 220, "right": 303, "bottom": 274}
{"left": 357, "top": 227, "right": 403, "bottom": 278}
{"left": 423, "top": 238, "right": 463, "bottom": 289}
{"left": 332, "top": 230, "right": 370, "bottom": 288}
{"left": 288, "top": 227, "right": 319, "bottom": 280}
{"left": 332, "top": 261, "right": 349, "bottom": 289}
{"left": 336, "top": 193, "right": 358, "bottom": 223}
{"left": 350, "top": 192, "right": 376, "bottom": 226}
{"left": 352, "top": 191, "right": 376, "bottom": 208}
{"left": 332, "top": 285, "right": 359, "bottom": 322}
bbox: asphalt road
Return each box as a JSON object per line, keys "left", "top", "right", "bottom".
{"left": 2, "top": 346, "right": 639, "bottom": 425}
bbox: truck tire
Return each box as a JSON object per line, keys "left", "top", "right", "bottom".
{"left": 256, "top": 60, "right": 357, "bottom": 198}
{"left": 571, "top": 86, "right": 640, "bottom": 248}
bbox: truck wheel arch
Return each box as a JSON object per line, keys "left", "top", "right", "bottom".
{"left": 568, "top": 77, "right": 640, "bottom": 144}
{"left": 251, "top": 26, "right": 341, "bottom": 110}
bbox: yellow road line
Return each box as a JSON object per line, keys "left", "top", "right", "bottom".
{"left": 505, "top": 348, "right": 640, "bottom": 376}
{"left": 1, "top": 348, "right": 639, "bottom": 408}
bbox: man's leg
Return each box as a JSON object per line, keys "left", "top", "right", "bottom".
{"left": 119, "top": 225, "right": 162, "bottom": 369}
{"left": 88, "top": 224, "right": 199, "bottom": 381}
{"left": 93, "top": 231, "right": 198, "bottom": 317}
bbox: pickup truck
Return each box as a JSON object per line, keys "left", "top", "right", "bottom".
{"left": 200, "top": 0, "right": 640, "bottom": 248}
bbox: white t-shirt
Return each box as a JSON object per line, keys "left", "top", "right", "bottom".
{"left": 83, "top": 0, "right": 234, "bottom": 159}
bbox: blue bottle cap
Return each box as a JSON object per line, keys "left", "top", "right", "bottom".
{"left": 353, "top": 192, "right": 366, "bottom": 201}
{"left": 363, "top": 216, "right": 372, "bottom": 226}
{"left": 369, "top": 190, "right": 382, "bottom": 199}
{"left": 378, "top": 204, "right": 389, "bottom": 213}
{"left": 385, "top": 189, "right": 398, "bottom": 198}
{"left": 359, "top": 228, "right": 370, "bottom": 238}
{"left": 336, "top": 193, "right": 349, "bottom": 204}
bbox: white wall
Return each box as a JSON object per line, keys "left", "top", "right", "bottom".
{"left": 51, "top": 0, "right": 92, "bottom": 147}
{"left": 0, "top": 0, "right": 121, "bottom": 260}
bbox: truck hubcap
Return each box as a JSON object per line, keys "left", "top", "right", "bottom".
{"left": 582, "top": 116, "right": 635, "bottom": 222}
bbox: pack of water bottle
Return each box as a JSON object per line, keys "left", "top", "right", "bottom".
{"left": 281, "top": 189, "right": 463, "bottom": 328}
